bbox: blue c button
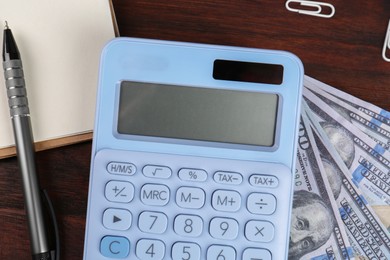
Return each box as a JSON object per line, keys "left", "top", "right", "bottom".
{"left": 100, "top": 236, "right": 130, "bottom": 258}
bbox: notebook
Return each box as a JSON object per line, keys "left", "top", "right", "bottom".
{"left": 0, "top": 0, "right": 116, "bottom": 158}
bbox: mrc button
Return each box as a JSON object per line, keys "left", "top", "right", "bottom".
{"left": 141, "top": 184, "right": 170, "bottom": 206}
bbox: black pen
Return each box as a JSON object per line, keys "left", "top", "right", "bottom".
{"left": 2, "top": 22, "right": 58, "bottom": 260}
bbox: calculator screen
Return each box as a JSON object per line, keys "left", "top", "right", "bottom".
{"left": 117, "top": 81, "right": 278, "bottom": 147}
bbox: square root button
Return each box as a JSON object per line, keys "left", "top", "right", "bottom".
{"left": 247, "top": 193, "right": 276, "bottom": 215}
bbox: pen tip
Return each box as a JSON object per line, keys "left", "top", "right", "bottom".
{"left": 4, "top": 21, "right": 9, "bottom": 29}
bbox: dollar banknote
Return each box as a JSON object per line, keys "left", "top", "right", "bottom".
{"left": 289, "top": 112, "right": 353, "bottom": 259}
{"left": 305, "top": 76, "right": 390, "bottom": 127}
{"left": 303, "top": 88, "right": 390, "bottom": 208}
{"left": 304, "top": 106, "right": 390, "bottom": 259}
{"left": 304, "top": 78, "right": 390, "bottom": 151}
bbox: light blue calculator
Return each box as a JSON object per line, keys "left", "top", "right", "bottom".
{"left": 83, "top": 38, "right": 303, "bottom": 260}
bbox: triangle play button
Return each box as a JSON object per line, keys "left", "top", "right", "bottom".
{"left": 113, "top": 215, "right": 122, "bottom": 223}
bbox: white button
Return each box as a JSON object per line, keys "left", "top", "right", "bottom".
{"left": 106, "top": 161, "right": 136, "bottom": 176}
{"left": 207, "top": 245, "right": 236, "bottom": 260}
{"left": 105, "top": 181, "right": 134, "bottom": 203}
{"left": 247, "top": 193, "right": 276, "bottom": 215}
{"left": 143, "top": 165, "right": 172, "bottom": 178}
{"left": 138, "top": 211, "right": 168, "bottom": 234}
{"left": 103, "top": 208, "right": 132, "bottom": 230}
{"left": 172, "top": 242, "right": 200, "bottom": 260}
{"left": 245, "top": 220, "right": 274, "bottom": 242}
{"left": 242, "top": 248, "right": 271, "bottom": 260}
{"left": 174, "top": 214, "right": 203, "bottom": 237}
{"left": 178, "top": 168, "right": 207, "bottom": 182}
{"left": 209, "top": 217, "right": 239, "bottom": 240}
{"left": 249, "top": 174, "right": 279, "bottom": 188}
{"left": 212, "top": 190, "right": 241, "bottom": 212}
{"left": 176, "top": 187, "right": 205, "bottom": 209}
{"left": 214, "top": 171, "right": 243, "bottom": 185}
{"left": 141, "top": 184, "right": 170, "bottom": 206}
{"left": 136, "top": 239, "right": 165, "bottom": 260}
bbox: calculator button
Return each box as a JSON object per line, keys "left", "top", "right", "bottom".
{"left": 136, "top": 239, "right": 165, "bottom": 260}
{"left": 247, "top": 193, "right": 276, "bottom": 215}
{"left": 172, "top": 242, "right": 201, "bottom": 260}
{"left": 100, "top": 236, "right": 130, "bottom": 258}
{"left": 105, "top": 181, "right": 134, "bottom": 203}
{"left": 207, "top": 245, "right": 236, "bottom": 260}
{"left": 138, "top": 211, "right": 168, "bottom": 234}
{"left": 209, "top": 217, "right": 239, "bottom": 240}
{"left": 143, "top": 165, "right": 172, "bottom": 178}
{"left": 249, "top": 174, "right": 279, "bottom": 188}
{"left": 103, "top": 208, "right": 132, "bottom": 230}
{"left": 174, "top": 214, "right": 203, "bottom": 237}
{"left": 212, "top": 190, "right": 241, "bottom": 212}
{"left": 106, "top": 161, "right": 136, "bottom": 176}
{"left": 140, "top": 184, "right": 170, "bottom": 206}
{"left": 176, "top": 187, "right": 205, "bottom": 209}
{"left": 213, "top": 171, "right": 242, "bottom": 185}
{"left": 178, "top": 168, "right": 208, "bottom": 182}
{"left": 245, "top": 220, "right": 275, "bottom": 243}
{"left": 242, "top": 248, "right": 272, "bottom": 260}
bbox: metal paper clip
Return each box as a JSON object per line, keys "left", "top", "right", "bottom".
{"left": 285, "top": 0, "right": 335, "bottom": 18}
{"left": 382, "top": 19, "right": 390, "bottom": 62}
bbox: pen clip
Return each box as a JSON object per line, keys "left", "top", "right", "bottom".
{"left": 42, "top": 189, "right": 60, "bottom": 260}
{"left": 285, "top": 0, "right": 335, "bottom": 18}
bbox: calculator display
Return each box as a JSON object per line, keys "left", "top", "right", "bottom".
{"left": 117, "top": 81, "right": 279, "bottom": 147}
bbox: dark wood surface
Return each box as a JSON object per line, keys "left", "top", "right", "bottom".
{"left": 1, "top": 1, "right": 389, "bottom": 259}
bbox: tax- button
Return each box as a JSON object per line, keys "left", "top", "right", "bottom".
{"left": 213, "top": 171, "right": 242, "bottom": 185}
{"left": 100, "top": 236, "right": 130, "bottom": 258}
{"left": 141, "top": 184, "right": 170, "bottom": 206}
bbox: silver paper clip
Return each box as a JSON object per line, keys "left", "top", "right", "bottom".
{"left": 285, "top": 0, "right": 335, "bottom": 18}
{"left": 382, "top": 19, "right": 390, "bottom": 62}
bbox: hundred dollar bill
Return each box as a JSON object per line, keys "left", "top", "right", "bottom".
{"left": 305, "top": 76, "right": 390, "bottom": 127}
{"left": 304, "top": 106, "right": 390, "bottom": 258}
{"left": 303, "top": 88, "right": 390, "bottom": 208}
{"left": 304, "top": 78, "right": 390, "bottom": 151}
{"left": 289, "top": 112, "right": 353, "bottom": 260}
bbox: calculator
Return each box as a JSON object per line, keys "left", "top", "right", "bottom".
{"left": 83, "top": 38, "right": 303, "bottom": 260}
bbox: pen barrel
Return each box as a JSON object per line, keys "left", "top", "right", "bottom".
{"left": 2, "top": 59, "right": 30, "bottom": 117}
{"left": 11, "top": 114, "right": 51, "bottom": 256}
{"left": 2, "top": 59, "right": 51, "bottom": 257}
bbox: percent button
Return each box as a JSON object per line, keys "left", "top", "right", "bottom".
{"left": 178, "top": 168, "right": 207, "bottom": 182}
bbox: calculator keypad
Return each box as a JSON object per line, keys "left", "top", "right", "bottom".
{"left": 90, "top": 149, "right": 292, "bottom": 259}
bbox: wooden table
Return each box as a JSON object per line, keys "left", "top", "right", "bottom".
{"left": 1, "top": 1, "right": 389, "bottom": 258}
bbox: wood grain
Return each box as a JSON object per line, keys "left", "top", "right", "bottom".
{"left": 0, "top": 1, "right": 389, "bottom": 258}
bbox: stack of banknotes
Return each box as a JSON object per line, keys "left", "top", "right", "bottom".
{"left": 289, "top": 76, "right": 390, "bottom": 260}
